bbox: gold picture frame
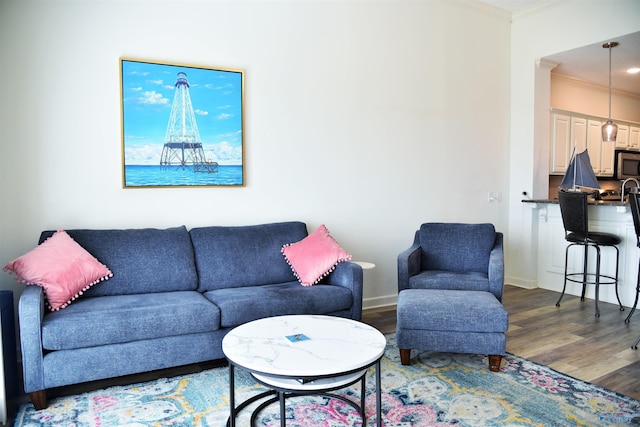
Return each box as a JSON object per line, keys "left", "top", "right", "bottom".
{"left": 120, "top": 58, "right": 244, "bottom": 188}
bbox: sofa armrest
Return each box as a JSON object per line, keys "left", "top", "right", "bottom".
{"left": 488, "top": 232, "right": 505, "bottom": 302}
{"left": 324, "top": 261, "right": 363, "bottom": 321}
{"left": 18, "top": 285, "right": 46, "bottom": 393}
{"left": 398, "top": 232, "right": 422, "bottom": 292}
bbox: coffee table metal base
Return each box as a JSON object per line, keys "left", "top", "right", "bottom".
{"left": 226, "top": 360, "right": 382, "bottom": 427}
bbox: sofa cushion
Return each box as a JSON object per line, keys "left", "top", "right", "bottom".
{"left": 41, "top": 291, "right": 220, "bottom": 350}
{"left": 419, "top": 223, "right": 496, "bottom": 273}
{"left": 190, "top": 222, "right": 308, "bottom": 291}
{"left": 40, "top": 226, "right": 198, "bottom": 296}
{"left": 282, "top": 224, "right": 351, "bottom": 286}
{"left": 203, "top": 282, "right": 353, "bottom": 328}
{"left": 4, "top": 230, "right": 113, "bottom": 311}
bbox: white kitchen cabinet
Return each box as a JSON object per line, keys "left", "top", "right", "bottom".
{"left": 594, "top": 120, "right": 615, "bottom": 177}
{"left": 586, "top": 119, "right": 601, "bottom": 173}
{"left": 550, "top": 113, "right": 571, "bottom": 174}
{"left": 631, "top": 126, "right": 640, "bottom": 150}
{"left": 601, "top": 139, "right": 615, "bottom": 176}
{"left": 571, "top": 117, "right": 587, "bottom": 153}
{"left": 549, "top": 114, "right": 590, "bottom": 175}
{"left": 616, "top": 124, "right": 630, "bottom": 149}
{"left": 550, "top": 109, "right": 638, "bottom": 177}
{"left": 587, "top": 119, "right": 615, "bottom": 177}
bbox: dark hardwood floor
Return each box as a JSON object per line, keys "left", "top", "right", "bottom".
{"left": 7, "top": 285, "right": 640, "bottom": 424}
{"left": 364, "top": 284, "right": 640, "bottom": 400}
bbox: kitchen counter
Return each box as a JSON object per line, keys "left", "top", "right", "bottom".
{"left": 522, "top": 198, "right": 627, "bottom": 206}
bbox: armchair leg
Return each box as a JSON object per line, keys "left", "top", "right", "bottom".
{"left": 399, "top": 349, "right": 411, "bottom": 365}
{"left": 30, "top": 390, "right": 48, "bottom": 410}
{"left": 488, "top": 355, "right": 502, "bottom": 372}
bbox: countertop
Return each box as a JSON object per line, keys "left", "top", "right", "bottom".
{"left": 522, "top": 198, "right": 627, "bottom": 206}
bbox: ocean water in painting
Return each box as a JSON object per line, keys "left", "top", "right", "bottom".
{"left": 125, "top": 165, "right": 243, "bottom": 187}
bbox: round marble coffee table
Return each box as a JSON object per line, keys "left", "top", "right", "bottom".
{"left": 223, "top": 315, "right": 386, "bottom": 427}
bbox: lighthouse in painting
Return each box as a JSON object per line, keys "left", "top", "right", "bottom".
{"left": 160, "top": 72, "right": 218, "bottom": 173}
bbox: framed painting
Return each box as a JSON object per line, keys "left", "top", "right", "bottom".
{"left": 120, "top": 58, "right": 244, "bottom": 188}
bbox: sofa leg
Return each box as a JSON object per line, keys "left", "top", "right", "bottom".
{"left": 30, "top": 390, "right": 48, "bottom": 410}
{"left": 488, "top": 354, "right": 502, "bottom": 372}
{"left": 400, "top": 349, "right": 411, "bottom": 365}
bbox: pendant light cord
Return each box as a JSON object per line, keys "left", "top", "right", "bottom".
{"left": 608, "top": 44, "right": 612, "bottom": 121}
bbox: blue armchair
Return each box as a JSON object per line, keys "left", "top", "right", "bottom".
{"left": 397, "top": 222, "right": 504, "bottom": 301}
{"left": 396, "top": 223, "right": 508, "bottom": 371}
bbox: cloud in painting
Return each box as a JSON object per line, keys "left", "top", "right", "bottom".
{"left": 138, "top": 91, "right": 169, "bottom": 105}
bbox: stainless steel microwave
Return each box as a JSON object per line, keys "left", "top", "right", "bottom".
{"left": 615, "top": 150, "right": 640, "bottom": 180}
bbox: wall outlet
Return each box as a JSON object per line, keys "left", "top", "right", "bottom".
{"left": 488, "top": 191, "right": 502, "bottom": 203}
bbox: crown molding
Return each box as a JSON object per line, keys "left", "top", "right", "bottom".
{"left": 552, "top": 73, "right": 640, "bottom": 100}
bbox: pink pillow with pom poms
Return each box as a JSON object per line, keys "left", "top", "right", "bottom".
{"left": 282, "top": 224, "right": 351, "bottom": 286}
{"left": 3, "top": 229, "right": 112, "bottom": 311}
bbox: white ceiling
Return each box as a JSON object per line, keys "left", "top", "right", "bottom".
{"left": 475, "top": 1, "right": 640, "bottom": 96}
{"left": 544, "top": 32, "right": 640, "bottom": 96}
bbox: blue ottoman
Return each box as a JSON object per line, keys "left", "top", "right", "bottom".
{"left": 396, "top": 289, "right": 508, "bottom": 372}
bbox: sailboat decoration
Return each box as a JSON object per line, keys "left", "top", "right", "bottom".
{"left": 559, "top": 148, "right": 600, "bottom": 192}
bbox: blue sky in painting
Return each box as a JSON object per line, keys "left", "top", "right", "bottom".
{"left": 121, "top": 60, "right": 243, "bottom": 165}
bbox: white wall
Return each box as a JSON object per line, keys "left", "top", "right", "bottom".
{"left": 0, "top": 1, "right": 512, "bottom": 309}
{"left": 507, "top": 0, "right": 640, "bottom": 288}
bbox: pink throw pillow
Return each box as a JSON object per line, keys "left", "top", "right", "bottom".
{"left": 3, "top": 229, "right": 112, "bottom": 311}
{"left": 282, "top": 224, "right": 352, "bottom": 286}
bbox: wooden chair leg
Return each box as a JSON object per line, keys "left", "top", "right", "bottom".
{"left": 488, "top": 354, "right": 502, "bottom": 372}
{"left": 400, "top": 349, "right": 411, "bottom": 365}
{"left": 30, "top": 390, "right": 48, "bottom": 410}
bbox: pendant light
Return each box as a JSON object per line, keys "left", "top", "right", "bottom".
{"left": 601, "top": 41, "right": 619, "bottom": 142}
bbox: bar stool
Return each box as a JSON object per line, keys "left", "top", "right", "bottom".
{"left": 555, "top": 190, "right": 624, "bottom": 317}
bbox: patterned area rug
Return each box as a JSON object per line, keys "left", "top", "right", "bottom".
{"left": 14, "top": 334, "right": 640, "bottom": 426}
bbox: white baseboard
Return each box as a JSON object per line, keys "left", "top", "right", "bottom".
{"left": 363, "top": 294, "right": 398, "bottom": 310}
{"left": 505, "top": 276, "right": 538, "bottom": 289}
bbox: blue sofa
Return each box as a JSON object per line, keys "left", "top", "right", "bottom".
{"left": 18, "top": 222, "right": 363, "bottom": 410}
